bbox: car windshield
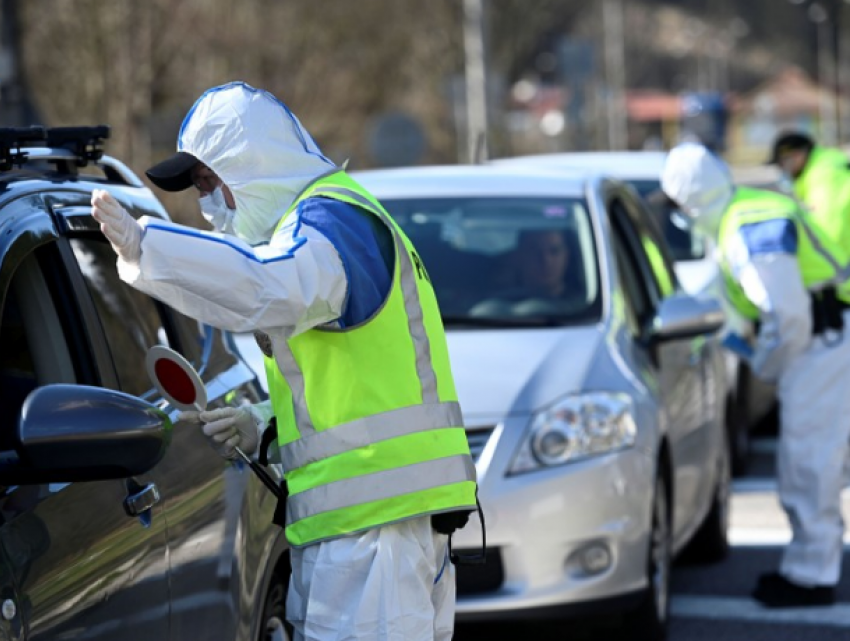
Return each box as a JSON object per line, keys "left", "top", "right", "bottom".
{"left": 381, "top": 196, "right": 602, "bottom": 328}
{"left": 628, "top": 179, "right": 707, "bottom": 262}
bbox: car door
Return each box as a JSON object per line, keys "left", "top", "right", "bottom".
{"left": 607, "top": 189, "right": 709, "bottom": 538}
{"left": 0, "top": 198, "right": 170, "bottom": 641}
{"left": 623, "top": 190, "right": 724, "bottom": 514}
{"left": 53, "top": 201, "right": 271, "bottom": 641}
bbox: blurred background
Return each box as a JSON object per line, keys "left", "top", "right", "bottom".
{"left": 1, "top": 0, "right": 847, "bottom": 222}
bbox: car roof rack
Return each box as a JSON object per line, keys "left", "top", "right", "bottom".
{"left": 46, "top": 126, "right": 111, "bottom": 167}
{"left": 0, "top": 124, "right": 110, "bottom": 169}
{"left": 0, "top": 125, "right": 142, "bottom": 186}
{"left": 0, "top": 126, "right": 47, "bottom": 171}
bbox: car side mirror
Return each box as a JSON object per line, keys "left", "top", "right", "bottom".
{"left": 0, "top": 384, "right": 172, "bottom": 485}
{"left": 651, "top": 294, "right": 725, "bottom": 343}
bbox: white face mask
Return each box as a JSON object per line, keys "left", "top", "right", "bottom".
{"left": 199, "top": 186, "right": 235, "bottom": 234}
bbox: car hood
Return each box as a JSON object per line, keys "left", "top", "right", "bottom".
{"left": 446, "top": 325, "right": 604, "bottom": 419}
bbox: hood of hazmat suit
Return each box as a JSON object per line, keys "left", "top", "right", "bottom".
{"left": 661, "top": 142, "right": 735, "bottom": 239}
{"left": 177, "top": 81, "right": 336, "bottom": 245}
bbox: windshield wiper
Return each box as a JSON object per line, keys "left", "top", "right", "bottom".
{"left": 441, "top": 315, "right": 563, "bottom": 328}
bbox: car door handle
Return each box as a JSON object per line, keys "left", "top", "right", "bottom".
{"left": 123, "top": 483, "right": 161, "bottom": 517}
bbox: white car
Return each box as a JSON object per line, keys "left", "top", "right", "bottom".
{"left": 492, "top": 151, "right": 777, "bottom": 474}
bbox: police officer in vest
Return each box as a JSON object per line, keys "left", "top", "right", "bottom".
{"left": 661, "top": 143, "right": 850, "bottom": 608}
{"left": 767, "top": 131, "right": 850, "bottom": 256}
{"left": 90, "top": 81, "right": 478, "bottom": 640}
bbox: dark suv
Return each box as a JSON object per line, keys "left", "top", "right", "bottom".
{"left": 0, "top": 127, "right": 290, "bottom": 641}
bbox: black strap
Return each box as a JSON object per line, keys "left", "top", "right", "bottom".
{"left": 441, "top": 494, "right": 487, "bottom": 566}
{"left": 811, "top": 287, "right": 846, "bottom": 344}
{"left": 256, "top": 416, "right": 288, "bottom": 526}
{"left": 258, "top": 416, "right": 278, "bottom": 466}
{"left": 271, "top": 479, "right": 289, "bottom": 527}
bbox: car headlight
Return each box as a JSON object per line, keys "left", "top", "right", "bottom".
{"left": 509, "top": 392, "right": 637, "bottom": 475}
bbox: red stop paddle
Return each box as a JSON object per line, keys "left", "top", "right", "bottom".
{"left": 145, "top": 345, "right": 282, "bottom": 498}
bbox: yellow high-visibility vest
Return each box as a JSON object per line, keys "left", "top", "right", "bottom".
{"left": 718, "top": 187, "right": 850, "bottom": 319}
{"left": 263, "top": 170, "right": 477, "bottom": 547}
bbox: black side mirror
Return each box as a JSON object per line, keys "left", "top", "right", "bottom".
{"left": 0, "top": 384, "right": 172, "bottom": 484}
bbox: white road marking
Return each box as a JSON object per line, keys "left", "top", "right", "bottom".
{"left": 729, "top": 528, "right": 850, "bottom": 546}
{"left": 671, "top": 595, "right": 850, "bottom": 628}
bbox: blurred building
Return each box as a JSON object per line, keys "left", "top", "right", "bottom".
{"left": 625, "top": 90, "right": 682, "bottom": 150}
{"left": 726, "top": 66, "right": 849, "bottom": 164}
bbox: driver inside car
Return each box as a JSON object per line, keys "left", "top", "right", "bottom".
{"left": 471, "top": 228, "right": 583, "bottom": 318}
{"left": 512, "top": 229, "right": 570, "bottom": 299}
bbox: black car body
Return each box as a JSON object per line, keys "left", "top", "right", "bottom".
{"left": 0, "top": 127, "right": 289, "bottom": 641}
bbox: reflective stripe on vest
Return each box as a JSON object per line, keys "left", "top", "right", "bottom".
{"left": 286, "top": 454, "right": 477, "bottom": 523}
{"left": 280, "top": 400, "right": 463, "bottom": 471}
{"left": 263, "top": 171, "right": 477, "bottom": 546}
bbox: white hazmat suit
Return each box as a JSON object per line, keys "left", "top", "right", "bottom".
{"left": 91, "top": 82, "right": 456, "bottom": 640}
{"left": 662, "top": 143, "right": 850, "bottom": 601}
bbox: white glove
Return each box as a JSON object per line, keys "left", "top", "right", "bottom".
{"left": 181, "top": 406, "right": 263, "bottom": 460}
{"left": 90, "top": 189, "right": 142, "bottom": 264}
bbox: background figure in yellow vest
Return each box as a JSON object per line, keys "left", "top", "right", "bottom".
{"left": 90, "top": 81, "right": 478, "bottom": 641}
{"left": 662, "top": 143, "right": 850, "bottom": 609}
{"left": 767, "top": 131, "right": 850, "bottom": 255}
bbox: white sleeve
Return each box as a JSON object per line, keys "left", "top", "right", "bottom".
{"left": 737, "top": 253, "right": 811, "bottom": 382}
{"left": 116, "top": 213, "right": 347, "bottom": 340}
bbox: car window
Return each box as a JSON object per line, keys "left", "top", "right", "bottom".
{"left": 381, "top": 196, "right": 602, "bottom": 327}
{"left": 609, "top": 199, "right": 655, "bottom": 335}
{"left": 0, "top": 250, "right": 76, "bottom": 447}
{"left": 69, "top": 238, "right": 169, "bottom": 398}
{"left": 618, "top": 191, "right": 677, "bottom": 300}
{"left": 628, "top": 179, "right": 707, "bottom": 262}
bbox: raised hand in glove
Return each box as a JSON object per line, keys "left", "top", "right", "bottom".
{"left": 90, "top": 189, "right": 142, "bottom": 264}
{"left": 180, "top": 406, "right": 263, "bottom": 460}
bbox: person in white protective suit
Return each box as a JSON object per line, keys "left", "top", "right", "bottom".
{"left": 90, "top": 81, "right": 479, "bottom": 640}
{"left": 661, "top": 142, "right": 850, "bottom": 608}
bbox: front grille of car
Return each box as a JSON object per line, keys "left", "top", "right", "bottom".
{"left": 465, "top": 426, "right": 494, "bottom": 462}
{"left": 456, "top": 548, "right": 504, "bottom": 595}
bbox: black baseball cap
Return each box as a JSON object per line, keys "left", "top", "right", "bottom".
{"left": 145, "top": 151, "right": 199, "bottom": 192}
{"left": 767, "top": 131, "right": 814, "bottom": 165}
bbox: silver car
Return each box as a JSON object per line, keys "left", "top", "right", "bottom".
{"left": 354, "top": 164, "right": 730, "bottom": 639}
{"left": 492, "top": 151, "right": 777, "bottom": 475}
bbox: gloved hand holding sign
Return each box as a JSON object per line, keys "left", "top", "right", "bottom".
{"left": 90, "top": 189, "right": 143, "bottom": 265}
{"left": 179, "top": 406, "right": 262, "bottom": 460}
{"left": 146, "top": 345, "right": 282, "bottom": 499}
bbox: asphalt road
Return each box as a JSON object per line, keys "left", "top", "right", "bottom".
{"left": 454, "top": 437, "right": 850, "bottom": 641}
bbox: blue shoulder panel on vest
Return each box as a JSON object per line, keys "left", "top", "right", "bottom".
{"left": 298, "top": 197, "right": 393, "bottom": 328}
{"left": 737, "top": 218, "right": 798, "bottom": 256}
